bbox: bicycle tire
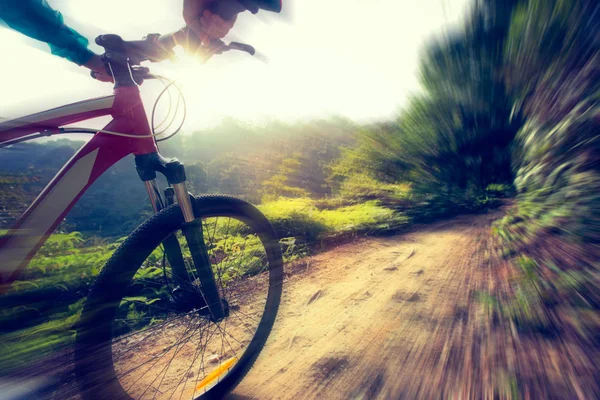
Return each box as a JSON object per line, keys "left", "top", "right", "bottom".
{"left": 75, "top": 195, "right": 283, "bottom": 400}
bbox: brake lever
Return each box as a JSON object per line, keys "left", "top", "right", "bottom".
{"left": 170, "top": 27, "right": 256, "bottom": 63}
{"left": 228, "top": 42, "right": 256, "bottom": 56}
{"left": 198, "top": 39, "right": 256, "bottom": 63}
{"left": 207, "top": 39, "right": 255, "bottom": 56}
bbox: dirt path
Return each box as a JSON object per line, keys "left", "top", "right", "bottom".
{"left": 229, "top": 210, "right": 598, "bottom": 399}
{"left": 227, "top": 212, "right": 495, "bottom": 399}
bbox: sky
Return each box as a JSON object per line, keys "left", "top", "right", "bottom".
{"left": 0, "top": 0, "right": 470, "bottom": 131}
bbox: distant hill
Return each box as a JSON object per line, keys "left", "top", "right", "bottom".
{"left": 0, "top": 118, "right": 357, "bottom": 237}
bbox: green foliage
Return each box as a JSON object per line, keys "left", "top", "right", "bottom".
{"left": 258, "top": 198, "right": 329, "bottom": 242}
{"left": 279, "top": 237, "right": 310, "bottom": 263}
{"left": 37, "top": 232, "right": 84, "bottom": 256}
{"left": 485, "top": 183, "right": 514, "bottom": 198}
{"left": 320, "top": 201, "right": 408, "bottom": 233}
{"left": 344, "top": 176, "right": 409, "bottom": 202}
{"left": 461, "top": 0, "right": 599, "bottom": 342}
{"left": 262, "top": 155, "right": 311, "bottom": 200}
{"left": 0, "top": 297, "right": 85, "bottom": 372}
{"left": 259, "top": 198, "right": 408, "bottom": 244}
{"left": 0, "top": 233, "right": 115, "bottom": 373}
{"left": 507, "top": 0, "right": 600, "bottom": 244}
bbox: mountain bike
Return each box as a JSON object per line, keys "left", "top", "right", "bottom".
{"left": 0, "top": 25, "right": 283, "bottom": 400}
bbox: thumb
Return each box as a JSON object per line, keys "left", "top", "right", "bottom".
{"left": 91, "top": 70, "right": 114, "bottom": 83}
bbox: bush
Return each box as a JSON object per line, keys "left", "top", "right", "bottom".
{"left": 337, "top": 174, "right": 411, "bottom": 205}
{"left": 259, "top": 198, "right": 328, "bottom": 242}
{"left": 485, "top": 183, "right": 514, "bottom": 198}
{"left": 259, "top": 198, "right": 409, "bottom": 242}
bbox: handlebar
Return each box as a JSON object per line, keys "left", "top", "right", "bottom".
{"left": 96, "top": 28, "right": 255, "bottom": 64}
{"left": 93, "top": 28, "right": 256, "bottom": 85}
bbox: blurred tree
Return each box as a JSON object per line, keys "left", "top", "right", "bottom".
{"left": 332, "top": 0, "right": 523, "bottom": 200}
{"left": 185, "top": 162, "right": 209, "bottom": 194}
{"left": 506, "top": 0, "right": 600, "bottom": 241}
{"left": 262, "top": 154, "right": 310, "bottom": 199}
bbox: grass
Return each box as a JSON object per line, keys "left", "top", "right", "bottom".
{"left": 0, "top": 234, "right": 114, "bottom": 373}
{"left": 259, "top": 198, "right": 409, "bottom": 242}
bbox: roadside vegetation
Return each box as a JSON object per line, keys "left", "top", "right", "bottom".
{"left": 487, "top": 0, "right": 599, "bottom": 345}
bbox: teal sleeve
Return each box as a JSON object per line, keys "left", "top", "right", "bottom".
{"left": 0, "top": 0, "right": 94, "bottom": 65}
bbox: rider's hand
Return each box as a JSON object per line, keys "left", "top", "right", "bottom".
{"left": 183, "top": 0, "right": 237, "bottom": 44}
{"left": 84, "top": 55, "right": 113, "bottom": 82}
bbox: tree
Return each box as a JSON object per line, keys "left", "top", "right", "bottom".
{"left": 332, "top": 0, "right": 523, "bottom": 199}
{"left": 261, "top": 154, "right": 310, "bottom": 200}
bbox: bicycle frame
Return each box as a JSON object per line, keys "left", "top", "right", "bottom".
{"left": 0, "top": 85, "right": 159, "bottom": 286}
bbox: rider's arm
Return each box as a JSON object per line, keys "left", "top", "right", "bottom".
{"left": 0, "top": 0, "right": 94, "bottom": 66}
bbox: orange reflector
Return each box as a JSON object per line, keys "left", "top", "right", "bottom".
{"left": 195, "top": 357, "right": 238, "bottom": 392}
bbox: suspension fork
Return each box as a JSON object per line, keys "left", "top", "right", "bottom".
{"left": 172, "top": 183, "right": 226, "bottom": 321}
{"left": 136, "top": 153, "right": 225, "bottom": 321}
{"left": 143, "top": 179, "right": 189, "bottom": 287}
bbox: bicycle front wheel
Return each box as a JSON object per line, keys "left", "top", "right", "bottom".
{"left": 75, "top": 195, "right": 283, "bottom": 400}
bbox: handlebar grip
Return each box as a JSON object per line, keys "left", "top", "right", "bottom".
{"left": 156, "top": 32, "right": 178, "bottom": 49}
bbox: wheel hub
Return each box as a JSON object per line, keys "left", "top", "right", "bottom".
{"left": 170, "top": 286, "right": 207, "bottom": 313}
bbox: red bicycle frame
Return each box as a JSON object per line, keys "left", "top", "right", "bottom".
{"left": 0, "top": 85, "right": 158, "bottom": 286}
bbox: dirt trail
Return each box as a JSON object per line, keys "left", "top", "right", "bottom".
{"left": 229, "top": 210, "right": 598, "bottom": 400}
{"left": 228, "top": 212, "right": 496, "bottom": 399}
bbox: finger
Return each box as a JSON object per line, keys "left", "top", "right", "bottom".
{"left": 198, "top": 14, "right": 219, "bottom": 37}
{"left": 199, "top": 32, "right": 210, "bottom": 45}
{"left": 92, "top": 71, "right": 113, "bottom": 83}
{"left": 187, "top": 18, "right": 204, "bottom": 41}
{"left": 213, "top": 26, "right": 228, "bottom": 39}
{"left": 203, "top": 23, "right": 220, "bottom": 39}
{"left": 199, "top": 15, "right": 209, "bottom": 34}
{"left": 99, "top": 71, "right": 114, "bottom": 83}
{"left": 214, "top": 13, "right": 236, "bottom": 30}
{"left": 211, "top": 16, "right": 227, "bottom": 36}
{"left": 221, "top": 15, "right": 236, "bottom": 36}
{"left": 201, "top": 22, "right": 221, "bottom": 39}
{"left": 210, "top": 15, "right": 235, "bottom": 39}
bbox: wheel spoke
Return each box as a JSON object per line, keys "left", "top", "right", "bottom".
{"left": 119, "top": 316, "right": 205, "bottom": 388}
